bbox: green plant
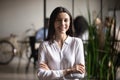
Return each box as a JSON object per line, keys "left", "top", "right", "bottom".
{"left": 85, "top": 1, "right": 116, "bottom": 80}
{"left": 85, "top": 23, "right": 116, "bottom": 80}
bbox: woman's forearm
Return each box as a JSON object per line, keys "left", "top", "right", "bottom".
{"left": 38, "top": 62, "right": 85, "bottom": 80}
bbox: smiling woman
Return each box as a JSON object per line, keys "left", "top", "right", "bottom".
{"left": 37, "top": 6, "right": 85, "bottom": 80}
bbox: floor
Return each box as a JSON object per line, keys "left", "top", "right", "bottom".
{"left": 0, "top": 54, "right": 39, "bottom": 80}
{"left": 0, "top": 55, "right": 120, "bottom": 80}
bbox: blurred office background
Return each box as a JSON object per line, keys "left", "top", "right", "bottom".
{"left": 0, "top": 0, "right": 120, "bottom": 80}
{"left": 0, "top": 0, "right": 120, "bottom": 38}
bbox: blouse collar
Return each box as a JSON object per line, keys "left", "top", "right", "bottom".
{"left": 64, "top": 35, "right": 72, "bottom": 45}
{"left": 51, "top": 35, "right": 72, "bottom": 46}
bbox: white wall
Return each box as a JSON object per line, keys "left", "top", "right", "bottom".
{"left": 0, "top": 0, "right": 114, "bottom": 38}
{"left": 46, "top": 0, "right": 72, "bottom": 18}
{"left": 0, "top": 0, "right": 43, "bottom": 38}
{"left": 74, "top": 0, "right": 101, "bottom": 23}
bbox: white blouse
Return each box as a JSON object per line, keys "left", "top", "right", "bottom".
{"left": 37, "top": 36, "right": 85, "bottom": 80}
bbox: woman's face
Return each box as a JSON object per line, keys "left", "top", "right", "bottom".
{"left": 54, "top": 12, "right": 70, "bottom": 35}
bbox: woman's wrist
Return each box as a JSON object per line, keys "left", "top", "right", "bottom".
{"left": 63, "top": 68, "right": 73, "bottom": 76}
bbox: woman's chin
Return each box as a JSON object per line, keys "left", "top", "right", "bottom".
{"left": 59, "top": 31, "right": 66, "bottom": 34}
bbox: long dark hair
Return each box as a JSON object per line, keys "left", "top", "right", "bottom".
{"left": 46, "top": 6, "right": 74, "bottom": 41}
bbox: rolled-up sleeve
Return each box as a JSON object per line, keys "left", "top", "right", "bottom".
{"left": 37, "top": 69, "right": 64, "bottom": 80}
{"left": 71, "top": 38, "right": 85, "bottom": 79}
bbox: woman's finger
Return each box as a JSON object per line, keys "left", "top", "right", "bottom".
{"left": 40, "top": 63, "right": 50, "bottom": 70}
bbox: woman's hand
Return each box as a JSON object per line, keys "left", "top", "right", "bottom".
{"left": 40, "top": 62, "right": 50, "bottom": 70}
{"left": 64, "top": 64, "right": 85, "bottom": 76}
{"left": 72, "top": 64, "right": 85, "bottom": 74}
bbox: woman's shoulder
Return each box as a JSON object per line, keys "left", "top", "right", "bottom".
{"left": 69, "top": 36, "right": 83, "bottom": 43}
{"left": 40, "top": 40, "right": 54, "bottom": 46}
{"left": 40, "top": 41, "right": 49, "bottom": 46}
{"left": 71, "top": 36, "right": 82, "bottom": 41}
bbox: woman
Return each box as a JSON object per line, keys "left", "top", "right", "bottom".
{"left": 37, "top": 6, "right": 85, "bottom": 80}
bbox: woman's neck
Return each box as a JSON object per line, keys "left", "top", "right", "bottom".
{"left": 55, "top": 34, "right": 67, "bottom": 48}
{"left": 55, "top": 34, "right": 67, "bottom": 42}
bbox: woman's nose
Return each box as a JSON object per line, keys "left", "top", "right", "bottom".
{"left": 60, "top": 20, "right": 65, "bottom": 26}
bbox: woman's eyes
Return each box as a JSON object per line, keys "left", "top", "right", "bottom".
{"left": 64, "top": 19, "right": 69, "bottom": 22}
{"left": 56, "top": 19, "right": 69, "bottom": 22}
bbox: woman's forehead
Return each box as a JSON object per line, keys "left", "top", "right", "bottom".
{"left": 56, "top": 12, "right": 70, "bottom": 19}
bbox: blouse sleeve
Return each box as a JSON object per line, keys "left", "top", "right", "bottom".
{"left": 75, "top": 38, "right": 85, "bottom": 67}
{"left": 37, "top": 42, "right": 65, "bottom": 80}
{"left": 65, "top": 38, "right": 85, "bottom": 79}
